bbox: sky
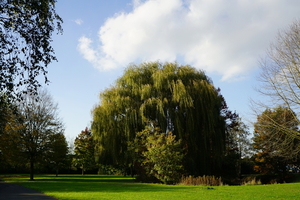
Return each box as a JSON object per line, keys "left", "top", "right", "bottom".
{"left": 46, "top": 0, "right": 300, "bottom": 142}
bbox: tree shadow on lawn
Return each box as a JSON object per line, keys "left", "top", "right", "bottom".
{"left": 20, "top": 175, "right": 200, "bottom": 194}
{"left": 36, "top": 175, "right": 134, "bottom": 183}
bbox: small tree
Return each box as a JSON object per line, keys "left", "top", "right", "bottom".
{"left": 130, "top": 126, "right": 185, "bottom": 184}
{"left": 253, "top": 106, "right": 300, "bottom": 175}
{"left": 73, "top": 128, "right": 96, "bottom": 175}
{"left": 223, "top": 114, "right": 251, "bottom": 177}
{"left": 46, "top": 133, "right": 68, "bottom": 176}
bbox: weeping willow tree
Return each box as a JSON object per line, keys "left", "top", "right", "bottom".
{"left": 92, "top": 62, "right": 227, "bottom": 176}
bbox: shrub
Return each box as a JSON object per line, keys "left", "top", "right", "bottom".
{"left": 129, "top": 127, "right": 185, "bottom": 184}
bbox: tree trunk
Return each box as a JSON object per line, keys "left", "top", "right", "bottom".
{"left": 30, "top": 158, "right": 34, "bottom": 181}
{"left": 130, "top": 163, "right": 134, "bottom": 177}
{"left": 82, "top": 165, "right": 84, "bottom": 175}
{"left": 56, "top": 166, "right": 59, "bottom": 177}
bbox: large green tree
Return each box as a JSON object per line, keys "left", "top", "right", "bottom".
{"left": 92, "top": 62, "right": 227, "bottom": 177}
{"left": 253, "top": 106, "right": 300, "bottom": 175}
{"left": 0, "top": 0, "right": 62, "bottom": 99}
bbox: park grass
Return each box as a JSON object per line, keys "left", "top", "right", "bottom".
{"left": 3, "top": 174, "right": 300, "bottom": 200}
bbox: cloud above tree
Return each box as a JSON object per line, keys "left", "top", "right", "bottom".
{"left": 78, "top": 0, "right": 300, "bottom": 81}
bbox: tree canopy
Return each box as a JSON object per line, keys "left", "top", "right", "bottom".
{"left": 92, "top": 62, "right": 228, "bottom": 177}
{"left": 0, "top": 0, "right": 62, "bottom": 99}
{"left": 0, "top": 89, "right": 65, "bottom": 180}
{"left": 46, "top": 132, "right": 68, "bottom": 176}
{"left": 253, "top": 106, "right": 300, "bottom": 174}
{"left": 73, "top": 128, "right": 96, "bottom": 175}
{"left": 129, "top": 126, "right": 185, "bottom": 183}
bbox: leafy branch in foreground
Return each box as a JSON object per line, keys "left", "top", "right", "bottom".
{"left": 0, "top": 0, "right": 62, "bottom": 99}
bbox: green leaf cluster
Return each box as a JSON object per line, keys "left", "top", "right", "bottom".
{"left": 130, "top": 127, "right": 185, "bottom": 184}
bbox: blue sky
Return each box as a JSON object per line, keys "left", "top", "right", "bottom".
{"left": 46, "top": 0, "right": 300, "bottom": 142}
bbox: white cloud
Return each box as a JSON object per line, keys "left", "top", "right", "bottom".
{"left": 77, "top": 36, "right": 119, "bottom": 70}
{"left": 74, "top": 19, "right": 83, "bottom": 25}
{"left": 77, "top": 36, "right": 97, "bottom": 64}
{"left": 78, "top": 0, "right": 300, "bottom": 81}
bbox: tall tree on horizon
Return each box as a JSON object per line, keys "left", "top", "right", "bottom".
{"left": 92, "top": 62, "right": 227, "bottom": 176}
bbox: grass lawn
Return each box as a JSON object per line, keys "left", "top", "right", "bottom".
{"left": 3, "top": 174, "right": 300, "bottom": 200}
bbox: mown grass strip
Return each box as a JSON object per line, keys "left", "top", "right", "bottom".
{"left": 4, "top": 175, "right": 300, "bottom": 200}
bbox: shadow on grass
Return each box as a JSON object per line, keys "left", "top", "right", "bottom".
{"left": 7, "top": 175, "right": 196, "bottom": 194}
{"left": 36, "top": 175, "right": 135, "bottom": 183}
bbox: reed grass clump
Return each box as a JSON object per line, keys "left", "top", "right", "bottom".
{"left": 242, "top": 177, "right": 262, "bottom": 185}
{"left": 179, "top": 175, "right": 223, "bottom": 186}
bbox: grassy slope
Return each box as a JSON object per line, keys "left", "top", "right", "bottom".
{"left": 3, "top": 175, "right": 300, "bottom": 200}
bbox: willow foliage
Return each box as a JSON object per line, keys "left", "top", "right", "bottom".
{"left": 92, "top": 62, "right": 226, "bottom": 176}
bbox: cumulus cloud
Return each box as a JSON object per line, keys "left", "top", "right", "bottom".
{"left": 78, "top": 0, "right": 300, "bottom": 81}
